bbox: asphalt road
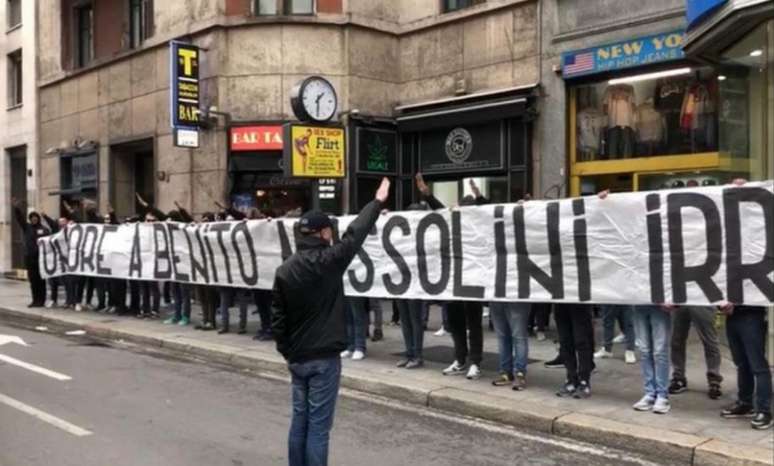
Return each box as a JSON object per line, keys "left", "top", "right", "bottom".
{"left": 0, "top": 323, "right": 664, "bottom": 466}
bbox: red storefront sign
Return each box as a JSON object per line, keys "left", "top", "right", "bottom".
{"left": 230, "top": 126, "right": 284, "bottom": 151}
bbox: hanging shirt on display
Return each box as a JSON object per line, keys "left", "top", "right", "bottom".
{"left": 602, "top": 84, "right": 636, "bottom": 128}
{"left": 636, "top": 101, "right": 665, "bottom": 143}
{"left": 577, "top": 107, "right": 607, "bottom": 159}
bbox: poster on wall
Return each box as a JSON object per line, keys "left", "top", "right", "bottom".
{"left": 283, "top": 124, "right": 346, "bottom": 178}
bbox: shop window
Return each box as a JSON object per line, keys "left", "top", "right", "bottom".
{"left": 74, "top": 4, "right": 94, "bottom": 68}
{"left": 256, "top": 0, "right": 314, "bottom": 15}
{"left": 573, "top": 66, "right": 722, "bottom": 163}
{"left": 443, "top": 0, "right": 486, "bottom": 14}
{"left": 129, "top": 0, "right": 154, "bottom": 49}
{"left": 7, "top": 0, "right": 21, "bottom": 29}
{"left": 718, "top": 21, "right": 770, "bottom": 181}
{"left": 7, "top": 49, "right": 22, "bottom": 107}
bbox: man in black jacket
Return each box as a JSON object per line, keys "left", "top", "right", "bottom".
{"left": 272, "top": 177, "right": 389, "bottom": 466}
{"left": 12, "top": 198, "right": 49, "bottom": 307}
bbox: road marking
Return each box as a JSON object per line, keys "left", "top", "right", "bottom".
{"left": 0, "top": 353, "right": 72, "bottom": 381}
{"left": 0, "top": 392, "right": 93, "bottom": 437}
{"left": 0, "top": 334, "right": 28, "bottom": 346}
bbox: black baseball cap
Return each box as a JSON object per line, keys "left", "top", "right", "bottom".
{"left": 299, "top": 210, "right": 333, "bottom": 234}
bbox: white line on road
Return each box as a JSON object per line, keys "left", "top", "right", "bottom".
{"left": 0, "top": 392, "right": 93, "bottom": 437}
{"left": 0, "top": 353, "right": 72, "bottom": 381}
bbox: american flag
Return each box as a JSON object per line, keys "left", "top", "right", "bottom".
{"left": 564, "top": 52, "right": 595, "bottom": 75}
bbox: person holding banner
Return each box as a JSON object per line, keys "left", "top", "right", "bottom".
{"left": 416, "top": 174, "right": 487, "bottom": 381}
{"left": 271, "top": 177, "right": 390, "bottom": 466}
{"left": 668, "top": 306, "right": 723, "bottom": 399}
{"left": 631, "top": 304, "right": 673, "bottom": 414}
{"left": 719, "top": 304, "right": 772, "bottom": 430}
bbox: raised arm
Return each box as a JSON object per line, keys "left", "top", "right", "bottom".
{"left": 324, "top": 178, "right": 389, "bottom": 273}
{"left": 415, "top": 173, "right": 445, "bottom": 210}
{"left": 11, "top": 198, "right": 27, "bottom": 229}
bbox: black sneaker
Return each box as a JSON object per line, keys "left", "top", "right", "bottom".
{"left": 707, "top": 382, "right": 722, "bottom": 400}
{"left": 574, "top": 381, "right": 591, "bottom": 399}
{"left": 556, "top": 382, "right": 576, "bottom": 397}
{"left": 668, "top": 378, "right": 687, "bottom": 394}
{"left": 751, "top": 412, "right": 772, "bottom": 430}
{"left": 544, "top": 355, "right": 565, "bottom": 369}
{"left": 721, "top": 401, "right": 755, "bottom": 419}
{"left": 371, "top": 328, "right": 383, "bottom": 342}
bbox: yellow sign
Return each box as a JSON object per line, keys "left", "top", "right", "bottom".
{"left": 289, "top": 125, "right": 345, "bottom": 178}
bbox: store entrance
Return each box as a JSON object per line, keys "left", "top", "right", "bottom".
{"left": 231, "top": 172, "right": 312, "bottom": 218}
{"left": 8, "top": 147, "right": 27, "bottom": 270}
{"left": 426, "top": 175, "right": 509, "bottom": 205}
{"left": 111, "top": 140, "right": 154, "bottom": 218}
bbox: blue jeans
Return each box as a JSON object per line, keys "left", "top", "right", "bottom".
{"left": 600, "top": 305, "right": 635, "bottom": 351}
{"left": 726, "top": 308, "right": 772, "bottom": 414}
{"left": 288, "top": 357, "right": 341, "bottom": 466}
{"left": 172, "top": 283, "right": 191, "bottom": 321}
{"left": 346, "top": 298, "right": 367, "bottom": 352}
{"left": 398, "top": 300, "right": 424, "bottom": 360}
{"left": 632, "top": 305, "right": 672, "bottom": 399}
{"left": 219, "top": 287, "right": 249, "bottom": 331}
{"left": 490, "top": 302, "right": 531, "bottom": 375}
{"left": 254, "top": 289, "right": 273, "bottom": 334}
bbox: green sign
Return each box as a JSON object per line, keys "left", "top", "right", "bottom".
{"left": 357, "top": 128, "right": 397, "bottom": 175}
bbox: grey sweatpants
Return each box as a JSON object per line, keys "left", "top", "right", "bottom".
{"left": 670, "top": 306, "right": 723, "bottom": 384}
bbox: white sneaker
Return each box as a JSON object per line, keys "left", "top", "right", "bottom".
{"left": 466, "top": 364, "right": 481, "bottom": 380}
{"left": 442, "top": 360, "right": 466, "bottom": 376}
{"left": 613, "top": 333, "right": 626, "bottom": 344}
{"left": 340, "top": 350, "right": 352, "bottom": 359}
{"left": 434, "top": 328, "right": 447, "bottom": 337}
{"left": 632, "top": 395, "right": 656, "bottom": 411}
{"left": 351, "top": 350, "right": 365, "bottom": 361}
{"left": 536, "top": 331, "right": 546, "bottom": 341}
{"left": 594, "top": 348, "right": 613, "bottom": 359}
{"left": 74, "top": 304, "right": 83, "bottom": 312}
{"left": 625, "top": 350, "right": 637, "bottom": 364}
{"left": 652, "top": 396, "right": 671, "bottom": 414}
{"left": 44, "top": 300, "right": 54, "bottom": 309}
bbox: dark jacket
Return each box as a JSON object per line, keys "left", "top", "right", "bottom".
{"left": 13, "top": 208, "right": 49, "bottom": 258}
{"left": 271, "top": 200, "right": 383, "bottom": 363}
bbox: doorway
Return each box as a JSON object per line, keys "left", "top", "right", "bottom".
{"left": 8, "top": 146, "right": 27, "bottom": 269}
{"left": 110, "top": 139, "right": 154, "bottom": 218}
{"left": 427, "top": 176, "right": 509, "bottom": 206}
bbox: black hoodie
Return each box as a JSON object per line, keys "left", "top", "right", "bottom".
{"left": 271, "top": 199, "right": 383, "bottom": 363}
{"left": 13, "top": 208, "right": 50, "bottom": 258}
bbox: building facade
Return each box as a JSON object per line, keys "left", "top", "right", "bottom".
{"left": 31, "top": 0, "right": 539, "bottom": 238}
{"left": 0, "top": 0, "right": 39, "bottom": 276}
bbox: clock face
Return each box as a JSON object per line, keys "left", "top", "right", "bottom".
{"left": 301, "top": 78, "right": 337, "bottom": 122}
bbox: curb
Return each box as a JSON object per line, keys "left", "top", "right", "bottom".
{"left": 1, "top": 307, "right": 771, "bottom": 466}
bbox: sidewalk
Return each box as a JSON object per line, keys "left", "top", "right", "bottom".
{"left": 0, "top": 278, "right": 770, "bottom": 466}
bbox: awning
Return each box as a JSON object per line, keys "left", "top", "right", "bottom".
{"left": 395, "top": 85, "right": 537, "bottom": 132}
{"left": 684, "top": 0, "right": 774, "bottom": 59}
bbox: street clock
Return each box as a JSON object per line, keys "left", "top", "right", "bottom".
{"left": 290, "top": 76, "right": 338, "bottom": 123}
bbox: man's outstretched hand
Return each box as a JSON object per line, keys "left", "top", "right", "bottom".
{"left": 375, "top": 177, "right": 391, "bottom": 203}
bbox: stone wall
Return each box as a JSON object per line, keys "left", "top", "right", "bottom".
{"left": 35, "top": 0, "right": 542, "bottom": 222}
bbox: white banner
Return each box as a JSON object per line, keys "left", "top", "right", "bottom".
{"left": 39, "top": 182, "right": 774, "bottom": 306}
